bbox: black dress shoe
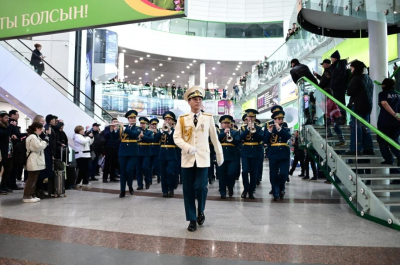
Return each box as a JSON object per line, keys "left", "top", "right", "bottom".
{"left": 220, "top": 195, "right": 226, "bottom": 199}
{"left": 287, "top": 177, "right": 290, "bottom": 183}
{"left": 4, "top": 188, "right": 13, "bottom": 193}
{"left": 119, "top": 192, "right": 125, "bottom": 198}
{"left": 249, "top": 193, "right": 255, "bottom": 199}
{"left": 129, "top": 186, "right": 134, "bottom": 195}
{"left": 362, "top": 149, "right": 375, "bottom": 156}
{"left": 188, "top": 221, "right": 197, "bottom": 232}
{"left": 145, "top": 184, "right": 150, "bottom": 189}
{"left": 137, "top": 186, "right": 143, "bottom": 190}
{"left": 163, "top": 193, "right": 168, "bottom": 197}
{"left": 298, "top": 174, "right": 305, "bottom": 177}
{"left": 90, "top": 178, "right": 99, "bottom": 181}
{"left": 103, "top": 180, "right": 109, "bottom": 183}
{"left": 289, "top": 171, "right": 293, "bottom": 176}
{"left": 110, "top": 179, "right": 119, "bottom": 182}
{"left": 228, "top": 188, "right": 233, "bottom": 197}
{"left": 157, "top": 178, "right": 161, "bottom": 184}
{"left": 179, "top": 181, "right": 183, "bottom": 184}
{"left": 167, "top": 190, "right": 174, "bottom": 197}
{"left": 241, "top": 190, "right": 247, "bottom": 198}
{"left": 279, "top": 191, "right": 285, "bottom": 199}
{"left": 310, "top": 176, "right": 318, "bottom": 180}
{"left": 273, "top": 197, "right": 279, "bottom": 201}
{"left": 0, "top": 189, "right": 7, "bottom": 195}
{"left": 302, "top": 176, "right": 310, "bottom": 180}
{"left": 269, "top": 190, "right": 272, "bottom": 195}
{"left": 197, "top": 212, "right": 205, "bottom": 226}
{"left": 174, "top": 182, "right": 178, "bottom": 189}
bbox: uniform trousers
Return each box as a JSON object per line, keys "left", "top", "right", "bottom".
{"left": 102, "top": 147, "right": 119, "bottom": 181}
{"left": 150, "top": 155, "right": 160, "bottom": 182}
{"left": 136, "top": 156, "right": 151, "bottom": 187}
{"left": 182, "top": 162, "right": 208, "bottom": 221}
{"left": 257, "top": 149, "right": 264, "bottom": 182}
{"left": 269, "top": 157, "right": 289, "bottom": 198}
{"left": 241, "top": 156, "right": 258, "bottom": 194}
{"left": 119, "top": 156, "right": 137, "bottom": 192}
{"left": 217, "top": 159, "right": 236, "bottom": 196}
{"left": 159, "top": 160, "right": 176, "bottom": 194}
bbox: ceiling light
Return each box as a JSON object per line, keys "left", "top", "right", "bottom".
{"left": 161, "top": 74, "right": 164, "bottom": 77}
{"left": 235, "top": 68, "right": 238, "bottom": 71}
{"left": 135, "top": 60, "right": 138, "bottom": 63}
{"left": 208, "top": 72, "right": 211, "bottom": 75}
{"left": 152, "top": 68, "right": 155, "bottom": 71}
{"left": 181, "top": 71, "right": 185, "bottom": 74}
{"left": 187, "top": 66, "right": 190, "bottom": 69}
{"left": 145, "top": 73, "right": 148, "bottom": 75}
{"left": 158, "top": 76, "right": 161, "bottom": 79}
{"left": 132, "top": 71, "right": 135, "bottom": 74}
{"left": 125, "top": 65, "right": 129, "bottom": 67}
{"left": 168, "top": 57, "right": 171, "bottom": 60}
{"left": 139, "top": 77, "right": 142, "bottom": 80}
{"left": 172, "top": 80, "right": 175, "bottom": 82}
{"left": 237, "top": 65, "right": 240, "bottom": 68}
{"left": 233, "top": 73, "right": 236, "bottom": 75}
{"left": 122, "top": 49, "right": 126, "bottom": 52}
{"left": 140, "top": 57, "right": 143, "bottom": 60}
{"left": 193, "top": 60, "right": 196, "bottom": 62}
{"left": 239, "top": 62, "right": 242, "bottom": 64}
{"left": 159, "top": 63, "right": 163, "bottom": 66}
{"left": 147, "top": 54, "right": 150, "bottom": 57}
{"left": 177, "top": 76, "right": 180, "bottom": 78}
{"left": 124, "top": 76, "right": 128, "bottom": 78}
{"left": 155, "top": 79, "right": 158, "bottom": 81}
{"left": 217, "top": 61, "right": 221, "bottom": 64}
{"left": 205, "top": 77, "right": 208, "bottom": 80}
{"left": 189, "top": 63, "right": 193, "bottom": 66}
{"left": 212, "top": 67, "right": 215, "bottom": 70}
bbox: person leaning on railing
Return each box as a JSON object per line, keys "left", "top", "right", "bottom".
{"left": 377, "top": 78, "right": 400, "bottom": 171}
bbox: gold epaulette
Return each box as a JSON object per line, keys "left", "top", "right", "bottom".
{"left": 203, "top": 113, "right": 212, "bottom": 116}
{"left": 241, "top": 126, "right": 245, "bottom": 131}
{"left": 181, "top": 114, "right": 189, "bottom": 117}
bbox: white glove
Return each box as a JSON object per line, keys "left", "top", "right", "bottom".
{"left": 189, "top": 147, "right": 197, "bottom": 155}
{"left": 216, "top": 154, "right": 224, "bottom": 167}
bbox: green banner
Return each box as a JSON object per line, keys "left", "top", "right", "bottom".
{"left": 0, "top": 0, "right": 185, "bottom": 40}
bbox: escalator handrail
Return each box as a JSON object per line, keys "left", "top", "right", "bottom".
{"left": 13, "top": 39, "right": 113, "bottom": 122}
{"left": 298, "top": 76, "right": 400, "bottom": 150}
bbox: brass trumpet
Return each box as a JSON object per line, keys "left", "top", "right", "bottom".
{"left": 162, "top": 122, "right": 171, "bottom": 132}
{"left": 248, "top": 121, "right": 257, "bottom": 133}
{"left": 226, "top": 129, "right": 233, "bottom": 142}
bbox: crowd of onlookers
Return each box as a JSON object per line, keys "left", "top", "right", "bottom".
{"left": 285, "top": 23, "right": 300, "bottom": 41}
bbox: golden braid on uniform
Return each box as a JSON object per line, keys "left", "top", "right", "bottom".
{"left": 179, "top": 116, "right": 193, "bottom": 142}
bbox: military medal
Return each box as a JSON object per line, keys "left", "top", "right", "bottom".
{"left": 201, "top": 124, "right": 204, "bottom": 131}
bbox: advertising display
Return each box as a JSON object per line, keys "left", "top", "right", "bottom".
{"left": 0, "top": 0, "right": 185, "bottom": 40}
{"left": 279, "top": 75, "right": 298, "bottom": 105}
{"left": 257, "top": 83, "right": 279, "bottom": 114}
{"left": 218, "top": 100, "right": 235, "bottom": 116}
{"left": 241, "top": 97, "right": 256, "bottom": 111}
{"left": 203, "top": 101, "right": 217, "bottom": 115}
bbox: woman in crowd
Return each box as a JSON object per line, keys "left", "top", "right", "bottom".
{"left": 23, "top": 122, "right": 48, "bottom": 203}
{"left": 377, "top": 78, "right": 400, "bottom": 172}
{"left": 30, "top": 43, "right": 45, "bottom": 76}
{"left": 54, "top": 122, "right": 68, "bottom": 163}
{"left": 73, "top": 125, "right": 94, "bottom": 186}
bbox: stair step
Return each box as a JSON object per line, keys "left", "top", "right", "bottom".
{"left": 327, "top": 139, "right": 378, "bottom": 143}
{"left": 377, "top": 197, "right": 400, "bottom": 206}
{"left": 369, "top": 185, "right": 400, "bottom": 192}
{"left": 332, "top": 146, "right": 381, "bottom": 151}
{"left": 359, "top": 174, "right": 400, "bottom": 180}
{"left": 340, "top": 155, "right": 392, "bottom": 160}
{"left": 349, "top": 163, "right": 398, "bottom": 169}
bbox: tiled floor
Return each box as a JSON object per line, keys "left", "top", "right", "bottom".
{"left": 0, "top": 164, "right": 399, "bottom": 264}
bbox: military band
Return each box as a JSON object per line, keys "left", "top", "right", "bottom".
{"left": 136, "top": 117, "right": 154, "bottom": 190}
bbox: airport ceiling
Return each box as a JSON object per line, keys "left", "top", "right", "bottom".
{"left": 118, "top": 47, "right": 255, "bottom": 89}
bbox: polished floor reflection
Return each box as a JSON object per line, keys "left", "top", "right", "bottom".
{"left": 0, "top": 164, "right": 399, "bottom": 265}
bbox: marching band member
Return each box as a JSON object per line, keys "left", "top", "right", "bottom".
{"left": 136, "top": 117, "right": 154, "bottom": 190}
{"left": 149, "top": 118, "right": 161, "bottom": 184}
{"left": 255, "top": 119, "right": 265, "bottom": 185}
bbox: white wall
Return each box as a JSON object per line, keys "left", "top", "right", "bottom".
{"left": 109, "top": 24, "right": 284, "bottom": 61}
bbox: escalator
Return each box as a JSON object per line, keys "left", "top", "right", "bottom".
{"left": 0, "top": 39, "right": 113, "bottom": 139}
{"left": 297, "top": 77, "right": 400, "bottom": 230}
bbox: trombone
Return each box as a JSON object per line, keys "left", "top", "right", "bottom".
{"left": 226, "top": 129, "right": 233, "bottom": 142}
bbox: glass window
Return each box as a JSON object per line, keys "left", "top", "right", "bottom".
{"left": 151, "top": 19, "right": 170, "bottom": 32}
{"left": 244, "top": 24, "right": 264, "bottom": 38}
{"left": 169, "top": 18, "right": 189, "bottom": 35}
{"left": 264, "top": 23, "right": 284, "bottom": 37}
{"left": 188, "top": 20, "right": 207, "bottom": 37}
{"left": 226, "top": 24, "right": 245, "bottom": 38}
{"left": 207, "top": 22, "right": 226, "bottom": 38}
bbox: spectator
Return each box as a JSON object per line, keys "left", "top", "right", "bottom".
{"left": 8, "top": 110, "right": 26, "bottom": 190}
{"left": 88, "top": 123, "right": 101, "bottom": 181}
{"left": 30, "top": 43, "right": 45, "bottom": 76}
{"left": 330, "top": 50, "right": 349, "bottom": 122}
{"left": 102, "top": 118, "right": 120, "bottom": 183}
{"left": 54, "top": 122, "right": 68, "bottom": 163}
{"left": 23, "top": 122, "right": 49, "bottom": 203}
{"left": 171, "top": 84, "right": 177, "bottom": 99}
{"left": 222, "top": 88, "right": 227, "bottom": 99}
{"left": 289, "top": 130, "right": 305, "bottom": 177}
{"left": 377, "top": 78, "right": 400, "bottom": 169}
{"left": 345, "top": 60, "right": 374, "bottom": 155}
{"left": 0, "top": 111, "right": 13, "bottom": 195}
{"left": 73, "top": 125, "right": 94, "bottom": 187}
{"left": 324, "top": 88, "right": 346, "bottom": 146}
{"left": 393, "top": 63, "right": 400, "bottom": 92}
{"left": 289, "top": 59, "right": 319, "bottom": 85}
{"left": 177, "top": 85, "right": 183, "bottom": 99}
{"left": 313, "top": 59, "right": 332, "bottom": 89}
{"left": 256, "top": 60, "right": 264, "bottom": 77}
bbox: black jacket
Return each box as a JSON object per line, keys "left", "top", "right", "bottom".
{"left": 347, "top": 74, "right": 374, "bottom": 115}
{"left": 316, "top": 67, "right": 331, "bottom": 89}
{"left": 0, "top": 121, "right": 11, "bottom": 162}
{"left": 30, "top": 49, "right": 44, "bottom": 69}
{"left": 44, "top": 124, "right": 57, "bottom": 157}
{"left": 104, "top": 126, "right": 120, "bottom": 149}
{"left": 8, "top": 121, "right": 26, "bottom": 148}
{"left": 54, "top": 123, "right": 68, "bottom": 160}
{"left": 330, "top": 60, "right": 347, "bottom": 91}
{"left": 290, "top": 64, "right": 318, "bottom": 85}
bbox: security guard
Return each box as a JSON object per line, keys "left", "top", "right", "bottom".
{"left": 159, "top": 111, "right": 177, "bottom": 197}
{"left": 240, "top": 109, "right": 263, "bottom": 199}
{"left": 137, "top": 117, "right": 154, "bottom": 190}
{"left": 255, "top": 119, "right": 265, "bottom": 185}
{"left": 217, "top": 115, "right": 240, "bottom": 198}
{"left": 149, "top": 118, "right": 161, "bottom": 184}
{"left": 174, "top": 86, "right": 223, "bottom": 232}
{"left": 118, "top": 110, "right": 141, "bottom": 198}
{"left": 264, "top": 110, "right": 291, "bottom": 201}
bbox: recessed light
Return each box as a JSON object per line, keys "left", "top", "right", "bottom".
{"left": 158, "top": 76, "right": 161, "bottom": 79}
{"left": 132, "top": 71, "right": 135, "bottom": 74}
{"left": 177, "top": 76, "right": 180, "bottom": 78}
{"left": 193, "top": 60, "right": 196, "bottom": 62}
{"left": 122, "top": 49, "right": 126, "bottom": 52}
{"left": 233, "top": 73, "right": 236, "bottom": 75}
{"left": 168, "top": 57, "right": 171, "bottom": 60}
{"left": 205, "top": 77, "right": 208, "bottom": 80}
{"left": 189, "top": 63, "right": 193, "bottom": 66}
{"left": 217, "top": 62, "right": 221, "bottom": 64}
{"left": 181, "top": 71, "right": 185, "bottom": 74}
{"left": 5, "top": 95, "right": 9, "bottom": 98}
{"left": 124, "top": 76, "right": 128, "bottom": 78}
{"left": 235, "top": 68, "right": 238, "bottom": 71}
{"left": 208, "top": 72, "right": 211, "bottom": 75}
{"left": 139, "top": 77, "right": 142, "bottom": 80}
{"left": 155, "top": 79, "right": 158, "bottom": 81}
{"left": 145, "top": 73, "right": 148, "bottom": 75}
{"left": 147, "top": 54, "right": 150, "bottom": 57}
{"left": 212, "top": 67, "right": 215, "bottom": 70}
{"left": 161, "top": 74, "right": 164, "bottom": 77}
{"left": 239, "top": 62, "right": 242, "bottom": 64}
{"left": 152, "top": 68, "right": 155, "bottom": 71}
{"left": 172, "top": 80, "right": 175, "bottom": 82}
{"left": 187, "top": 66, "right": 190, "bottom": 69}
{"left": 159, "top": 63, "right": 163, "bottom": 66}
{"left": 140, "top": 57, "right": 143, "bottom": 60}
{"left": 135, "top": 60, "right": 138, "bottom": 63}
{"left": 125, "top": 65, "right": 129, "bottom": 68}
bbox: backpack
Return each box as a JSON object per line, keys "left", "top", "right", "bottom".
{"left": 13, "top": 138, "right": 31, "bottom": 167}
{"left": 92, "top": 130, "right": 107, "bottom": 155}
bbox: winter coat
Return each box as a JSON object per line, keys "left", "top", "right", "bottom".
{"left": 316, "top": 67, "right": 331, "bottom": 89}
{"left": 73, "top": 133, "right": 94, "bottom": 159}
{"left": 25, "top": 133, "right": 48, "bottom": 171}
{"left": 347, "top": 74, "right": 374, "bottom": 115}
{"left": 0, "top": 121, "right": 11, "bottom": 162}
{"left": 54, "top": 123, "right": 68, "bottom": 161}
{"left": 289, "top": 63, "right": 318, "bottom": 85}
{"left": 30, "top": 49, "right": 44, "bottom": 69}
{"left": 330, "top": 60, "right": 347, "bottom": 91}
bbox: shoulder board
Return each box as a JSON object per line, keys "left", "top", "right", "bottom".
{"left": 217, "top": 128, "right": 220, "bottom": 133}
{"left": 241, "top": 126, "right": 246, "bottom": 130}
{"left": 203, "top": 113, "right": 212, "bottom": 116}
{"left": 181, "top": 114, "right": 189, "bottom": 117}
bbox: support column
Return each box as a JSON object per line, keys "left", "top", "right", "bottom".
{"left": 368, "top": 20, "right": 389, "bottom": 196}
{"left": 189, "top": 74, "right": 195, "bottom": 88}
{"left": 236, "top": 77, "right": 240, "bottom": 85}
{"left": 200, "top": 63, "right": 205, "bottom": 89}
{"left": 118, "top": 52, "right": 125, "bottom": 81}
